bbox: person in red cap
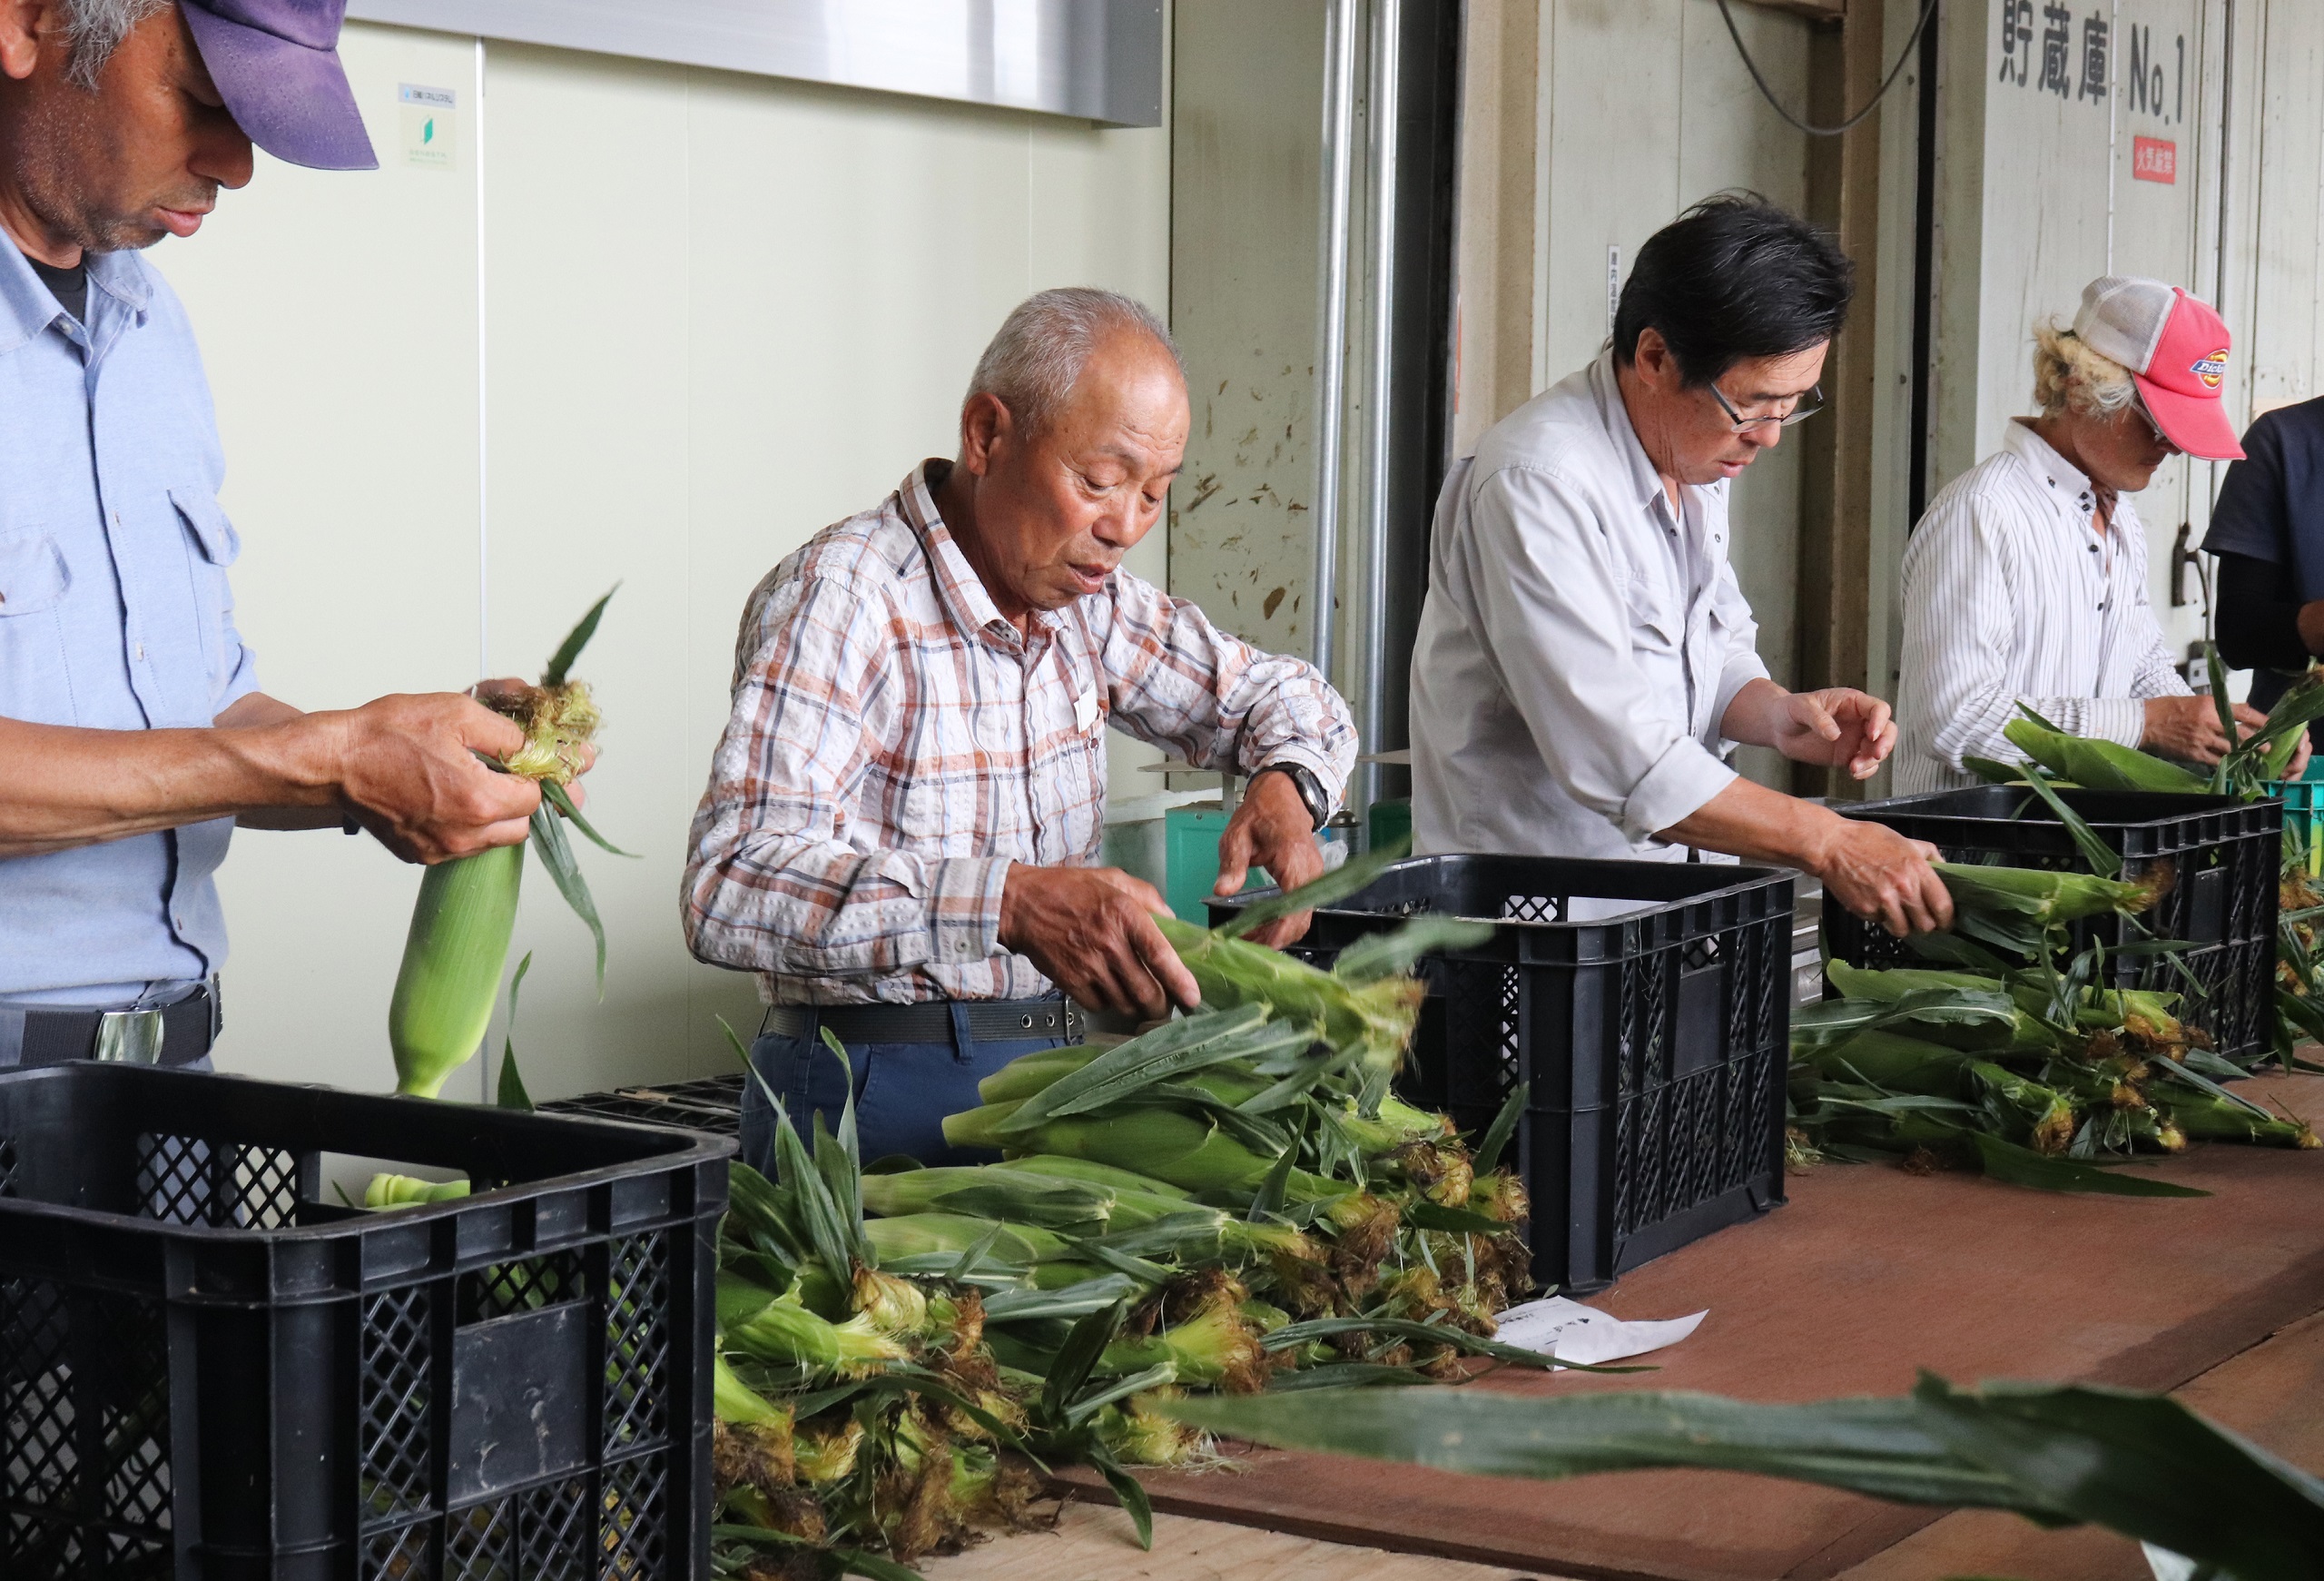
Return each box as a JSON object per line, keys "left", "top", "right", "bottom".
{"left": 0, "top": 2, "right": 563, "bottom": 1069}
{"left": 1895, "top": 276, "right": 2302, "bottom": 790}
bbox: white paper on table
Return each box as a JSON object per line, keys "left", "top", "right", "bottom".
{"left": 1490, "top": 1296, "right": 1707, "bottom": 1369}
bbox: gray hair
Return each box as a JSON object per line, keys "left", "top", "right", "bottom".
{"left": 56, "top": 0, "right": 172, "bottom": 91}
{"left": 966, "top": 287, "right": 1182, "bottom": 436}
{"left": 2032, "top": 321, "right": 2139, "bottom": 420}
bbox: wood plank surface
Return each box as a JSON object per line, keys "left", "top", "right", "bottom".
{"left": 921, "top": 1499, "right": 1576, "bottom": 1581}
{"left": 1035, "top": 1072, "right": 2324, "bottom": 1581}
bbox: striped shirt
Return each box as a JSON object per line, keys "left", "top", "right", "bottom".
{"left": 683, "top": 460, "right": 1356, "bottom": 1005}
{"left": 1896, "top": 420, "right": 2188, "bottom": 793}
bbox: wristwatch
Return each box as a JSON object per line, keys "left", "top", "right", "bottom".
{"left": 1256, "top": 761, "right": 1331, "bottom": 831}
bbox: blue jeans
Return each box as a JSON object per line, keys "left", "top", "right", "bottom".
{"left": 739, "top": 1003, "right": 1075, "bottom": 1174}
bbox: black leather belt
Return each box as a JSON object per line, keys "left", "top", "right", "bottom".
{"left": 762, "top": 997, "right": 1083, "bottom": 1045}
{"left": 17, "top": 983, "right": 219, "bottom": 1068}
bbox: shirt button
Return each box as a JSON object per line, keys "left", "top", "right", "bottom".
{"left": 134, "top": 642, "right": 145, "bottom": 660}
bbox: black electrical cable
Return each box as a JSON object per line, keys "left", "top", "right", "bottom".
{"left": 1713, "top": 0, "right": 1943, "bottom": 138}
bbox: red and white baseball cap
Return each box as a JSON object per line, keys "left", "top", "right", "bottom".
{"left": 2072, "top": 276, "right": 2244, "bottom": 460}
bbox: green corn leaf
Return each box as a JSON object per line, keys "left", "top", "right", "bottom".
{"left": 1329, "top": 915, "right": 1497, "bottom": 983}
{"left": 527, "top": 798, "right": 606, "bottom": 993}
{"left": 539, "top": 778, "right": 635, "bottom": 857}
{"left": 943, "top": 1220, "right": 1008, "bottom": 1282}
{"left": 1157, "top": 1375, "right": 2324, "bottom": 1575}
{"left": 1216, "top": 835, "right": 1412, "bottom": 939}
{"left": 983, "top": 1272, "right": 1146, "bottom": 1325}
{"left": 496, "top": 951, "right": 534, "bottom": 1112}
{"left": 773, "top": 1102, "right": 856, "bottom": 1281}
{"left": 1236, "top": 1044, "right": 1364, "bottom": 1114}
{"left": 1162, "top": 1387, "right": 2041, "bottom": 1510}
{"left": 2146, "top": 1050, "right": 2274, "bottom": 1120}
{"left": 1402, "top": 1200, "right": 1511, "bottom": 1237}
{"left": 1248, "top": 1138, "right": 1299, "bottom": 1220}
{"left": 1473, "top": 1079, "right": 1530, "bottom": 1175}
{"left": 2206, "top": 643, "right": 2237, "bottom": 794}
{"left": 711, "top": 1526, "right": 924, "bottom": 1581}
{"left": 541, "top": 584, "right": 617, "bottom": 687}
{"left": 1265, "top": 1363, "right": 1440, "bottom": 1390}
{"left": 2015, "top": 702, "right": 2069, "bottom": 735}
{"left": 1968, "top": 1133, "right": 2210, "bottom": 1197}
{"left": 1063, "top": 1361, "right": 1180, "bottom": 1429}
{"left": 1083, "top": 1441, "right": 1156, "bottom": 1551}
{"left": 2011, "top": 775, "right": 2122, "bottom": 879}
{"left": 1906, "top": 1373, "right": 2324, "bottom": 1578}
{"left": 1043, "top": 1300, "right": 1128, "bottom": 1421}
{"left": 820, "top": 1027, "right": 866, "bottom": 1175}
{"left": 1000, "top": 1007, "right": 1283, "bottom": 1131}
{"left": 1964, "top": 755, "right": 2039, "bottom": 786}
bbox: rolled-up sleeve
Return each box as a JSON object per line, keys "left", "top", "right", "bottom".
{"left": 682, "top": 574, "right": 1011, "bottom": 982}
{"left": 1098, "top": 569, "right": 1359, "bottom": 805}
{"left": 1467, "top": 466, "right": 1735, "bottom": 837}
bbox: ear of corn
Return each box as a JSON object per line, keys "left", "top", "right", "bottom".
{"left": 2003, "top": 716, "right": 2211, "bottom": 794}
{"left": 389, "top": 593, "right": 620, "bottom": 1101}
{"left": 389, "top": 843, "right": 524, "bottom": 1098}
{"left": 1935, "top": 863, "right": 2155, "bottom": 924}
{"left": 362, "top": 1172, "right": 472, "bottom": 1208}
{"left": 1801, "top": 1031, "right": 1978, "bottom": 1096}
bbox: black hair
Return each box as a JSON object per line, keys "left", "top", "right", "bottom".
{"left": 1610, "top": 193, "right": 1855, "bottom": 387}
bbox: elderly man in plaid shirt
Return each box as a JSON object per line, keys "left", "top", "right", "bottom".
{"left": 684, "top": 289, "right": 1357, "bottom": 1169}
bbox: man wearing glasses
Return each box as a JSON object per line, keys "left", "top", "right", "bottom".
{"left": 1895, "top": 276, "right": 2289, "bottom": 790}
{"left": 1409, "top": 196, "right": 1953, "bottom": 938}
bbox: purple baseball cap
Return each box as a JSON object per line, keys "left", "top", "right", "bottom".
{"left": 182, "top": 0, "right": 379, "bottom": 171}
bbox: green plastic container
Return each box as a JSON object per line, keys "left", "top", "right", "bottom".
{"left": 1368, "top": 797, "right": 1412, "bottom": 854}
{"left": 2268, "top": 767, "right": 2324, "bottom": 877}
{"left": 1165, "top": 804, "right": 1260, "bottom": 923}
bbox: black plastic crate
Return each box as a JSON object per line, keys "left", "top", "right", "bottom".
{"left": 1823, "top": 786, "right": 2281, "bottom": 1062}
{"left": 1211, "top": 854, "right": 1793, "bottom": 1293}
{"left": 0, "top": 1063, "right": 731, "bottom": 1580}
{"left": 545, "top": 1074, "right": 747, "bottom": 1138}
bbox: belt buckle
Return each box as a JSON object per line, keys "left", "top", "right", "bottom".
{"left": 94, "top": 1008, "right": 165, "bottom": 1065}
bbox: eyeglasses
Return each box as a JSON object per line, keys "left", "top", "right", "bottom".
{"left": 1709, "top": 380, "right": 1826, "bottom": 433}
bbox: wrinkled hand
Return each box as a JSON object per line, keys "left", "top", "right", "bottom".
{"left": 1213, "top": 770, "right": 1327, "bottom": 946}
{"left": 330, "top": 694, "right": 542, "bottom": 864}
{"left": 2141, "top": 695, "right": 2265, "bottom": 766}
{"left": 1000, "top": 864, "right": 1201, "bottom": 1020}
{"left": 2285, "top": 722, "right": 2314, "bottom": 778}
{"left": 1772, "top": 688, "right": 1898, "bottom": 780}
{"left": 1818, "top": 818, "right": 1953, "bottom": 938}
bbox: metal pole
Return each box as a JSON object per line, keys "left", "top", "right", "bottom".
{"left": 1311, "top": 0, "right": 1362, "bottom": 685}
{"left": 1359, "top": 0, "right": 1403, "bottom": 810}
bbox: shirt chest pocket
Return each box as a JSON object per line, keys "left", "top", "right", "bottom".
{"left": 170, "top": 487, "right": 240, "bottom": 684}
{"left": 0, "top": 533, "right": 74, "bottom": 723}
{"left": 0, "top": 533, "right": 69, "bottom": 616}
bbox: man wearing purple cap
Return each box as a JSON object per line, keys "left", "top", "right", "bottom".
{"left": 1896, "top": 276, "right": 2301, "bottom": 790}
{"left": 0, "top": 0, "right": 541, "bottom": 1068}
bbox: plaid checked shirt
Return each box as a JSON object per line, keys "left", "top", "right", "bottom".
{"left": 684, "top": 461, "right": 1357, "bottom": 1005}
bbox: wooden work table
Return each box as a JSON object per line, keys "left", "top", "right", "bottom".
{"left": 1035, "top": 1069, "right": 2324, "bottom": 1581}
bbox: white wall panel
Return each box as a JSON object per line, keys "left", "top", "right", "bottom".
{"left": 153, "top": 20, "right": 1169, "bottom": 1102}
{"left": 1536, "top": 0, "right": 1812, "bottom": 786}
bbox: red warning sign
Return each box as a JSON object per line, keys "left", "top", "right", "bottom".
{"left": 2133, "top": 136, "right": 2178, "bottom": 184}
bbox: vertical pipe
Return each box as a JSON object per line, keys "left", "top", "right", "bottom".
{"left": 1311, "top": 0, "right": 1362, "bottom": 684}
{"left": 1359, "top": 0, "right": 1403, "bottom": 809}
{"left": 474, "top": 36, "right": 491, "bottom": 1104}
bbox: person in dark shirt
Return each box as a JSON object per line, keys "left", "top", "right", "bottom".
{"left": 2204, "top": 397, "right": 2324, "bottom": 744}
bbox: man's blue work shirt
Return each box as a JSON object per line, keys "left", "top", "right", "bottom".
{"left": 0, "top": 241, "right": 258, "bottom": 1003}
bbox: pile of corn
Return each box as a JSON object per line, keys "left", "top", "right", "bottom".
{"left": 1791, "top": 863, "right": 2318, "bottom": 1190}
{"left": 707, "top": 902, "right": 1565, "bottom": 1575}
{"left": 1978, "top": 671, "right": 2324, "bottom": 1073}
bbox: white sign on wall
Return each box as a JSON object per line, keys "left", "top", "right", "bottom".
{"left": 398, "top": 83, "right": 458, "bottom": 172}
